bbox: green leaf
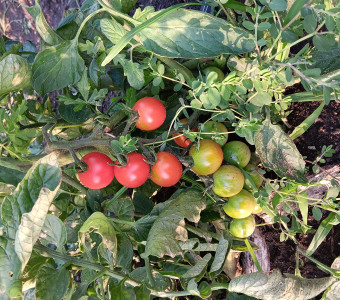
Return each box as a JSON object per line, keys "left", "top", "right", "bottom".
{"left": 78, "top": 212, "right": 118, "bottom": 261}
{"left": 0, "top": 166, "right": 24, "bottom": 186}
{"left": 125, "top": 61, "right": 145, "bottom": 90}
{"left": 1, "top": 153, "right": 61, "bottom": 239}
{"left": 209, "top": 232, "right": 231, "bottom": 275}
{"left": 254, "top": 117, "right": 307, "bottom": 183}
{"left": 229, "top": 269, "right": 335, "bottom": 299}
{"left": 15, "top": 177, "right": 61, "bottom": 271}
{"left": 249, "top": 92, "right": 272, "bottom": 106}
{"left": 323, "top": 281, "right": 340, "bottom": 300}
{"left": 100, "top": 18, "right": 127, "bottom": 45}
{"left": 76, "top": 68, "right": 90, "bottom": 101}
{"left": 138, "top": 9, "right": 255, "bottom": 58}
{"left": 311, "top": 48, "right": 340, "bottom": 73}
{"left": 306, "top": 212, "right": 339, "bottom": 256}
{"left": 289, "top": 102, "right": 325, "bottom": 140}
{"left": 121, "top": 0, "right": 138, "bottom": 13}
{"left": 108, "top": 197, "right": 134, "bottom": 221}
{"left": 181, "top": 253, "right": 211, "bottom": 279}
{"left": 283, "top": 0, "right": 305, "bottom": 26}
{"left": 134, "top": 284, "right": 151, "bottom": 300}
{"left": 58, "top": 102, "right": 94, "bottom": 124}
{"left": 25, "top": 0, "right": 63, "bottom": 45}
{"left": 116, "top": 233, "right": 133, "bottom": 271}
{"left": 109, "top": 281, "right": 135, "bottom": 300}
{"left": 312, "top": 206, "right": 322, "bottom": 221}
{"left": 39, "top": 214, "right": 67, "bottom": 250}
{"left": 32, "top": 40, "right": 85, "bottom": 95}
{"left": 130, "top": 267, "right": 170, "bottom": 291}
{"left": 303, "top": 14, "right": 317, "bottom": 34}
{"left": 269, "top": 0, "right": 287, "bottom": 12}
{"left": 296, "top": 192, "right": 308, "bottom": 225}
{"left": 0, "top": 237, "right": 21, "bottom": 297}
{"left": 142, "top": 189, "right": 206, "bottom": 258}
{"left": 35, "top": 264, "right": 69, "bottom": 300}
{"left": 313, "top": 35, "right": 336, "bottom": 52}
{"left": 0, "top": 54, "right": 31, "bottom": 97}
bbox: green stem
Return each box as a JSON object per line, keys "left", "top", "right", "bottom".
{"left": 62, "top": 172, "right": 87, "bottom": 194}
{"left": 74, "top": 8, "right": 106, "bottom": 41}
{"left": 104, "top": 186, "right": 128, "bottom": 208}
{"left": 144, "top": 257, "right": 156, "bottom": 289}
{"left": 245, "top": 238, "right": 263, "bottom": 272}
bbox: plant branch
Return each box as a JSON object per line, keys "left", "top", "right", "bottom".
{"left": 62, "top": 171, "right": 87, "bottom": 194}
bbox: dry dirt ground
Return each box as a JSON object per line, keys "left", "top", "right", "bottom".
{"left": 1, "top": 0, "right": 339, "bottom": 280}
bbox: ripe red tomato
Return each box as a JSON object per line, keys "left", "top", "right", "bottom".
{"left": 114, "top": 153, "right": 150, "bottom": 188}
{"left": 78, "top": 152, "right": 115, "bottom": 189}
{"left": 172, "top": 118, "right": 197, "bottom": 148}
{"left": 132, "top": 97, "right": 166, "bottom": 131}
{"left": 189, "top": 139, "right": 223, "bottom": 175}
{"left": 229, "top": 215, "right": 256, "bottom": 238}
{"left": 150, "top": 152, "right": 182, "bottom": 187}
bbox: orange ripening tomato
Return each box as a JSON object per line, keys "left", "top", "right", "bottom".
{"left": 172, "top": 118, "right": 197, "bottom": 148}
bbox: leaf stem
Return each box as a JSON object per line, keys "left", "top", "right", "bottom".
{"left": 245, "top": 238, "right": 263, "bottom": 272}
{"left": 74, "top": 8, "right": 106, "bottom": 41}
{"left": 62, "top": 171, "right": 87, "bottom": 194}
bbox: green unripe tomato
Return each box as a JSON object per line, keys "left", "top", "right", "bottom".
{"left": 222, "top": 141, "right": 251, "bottom": 168}
{"left": 200, "top": 121, "right": 228, "bottom": 146}
{"left": 189, "top": 139, "right": 223, "bottom": 175}
{"left": 252, "top": 202, "right": 262, "bottom": 214}
{"left": 203, "top": 66, "right": 225, "bottom": 82}
{"left": 223, "top": 189, "right": 256, "bottom": 219}
{"left": 229, "top": 215, "right": 256, "bottom": 238}
{"left": 244, "top": 163, "right": 264, "bottom": 190}
{"left": 212, "top": 165, "right": 244, "bottom": 197}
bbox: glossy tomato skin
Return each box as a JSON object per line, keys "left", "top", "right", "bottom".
{"left": 222, "top": 189, "right": 256, "bottom": 219}
{"left": 151, "top": 152, "right": 182, "bottom": 187}
{"left": 114, "top": 153, "right": 150, "bottom": 188}
{"left": 189, "top": 139, "right": 223, "bottom": 175}
{"left": 203, "top": 66, "right": 225, "bottom": 82}
{"left": 78, "top": 152, "right": 115, "bottom": 189}
{"left": 132, "top": 97, "right": 166, "bottom": 131}
{"left": 222, "top": 141, "right": 251, "bottom": 168}
{"left": 229, "top": 215, "right": 255, "bottom": 238}
{"left": 244, "top": 163, "right": 264, "bottom": 191}
{"left": 212, "top": 165, "right": 244, "bottom": 197}
{"left": 200, "top": 121, "right": 228, "bottom": 146}
{"left": 172, "top": 118, "right": 197, "bottom": 148}
{"left": 252, "top": 202, "right": 262, "bottom": 214}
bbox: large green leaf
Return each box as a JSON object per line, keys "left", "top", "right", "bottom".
{"left": 0, "top": 237, "right": 21, "bottom": 299}
{"left": 32, "top": 40, "right": 85, "bottom": 95}
{"left": 1, "top": 153, "right": 61, "bottom": 239}
{"left": 138, "top": 9, "right": 255, "bottom": 58}
{"left": 35, "top": 264, "right": 69, "bottom": 300}
{"left": 100, "top": 18, "right": 127, "bottom": 44}
{"left": 229, "top": 269, "right": 335, "bottom": 300}
{"left": 25, "top": 0, "right": 63, "bottom": 45}
{"left": 78, "top": 212, "right": 117, "bottom": 261}
{"left": 0, "top": 54, "right": 31, "bottom": 97}
{"left": 142, "top": 189, "right": 206, "bottom": 258}
{"left": 254, "top": 116, "right": 307, "bottom": 183}
{"left": 15, "top": 177, "right": 61, "bottom": 271}
{"left": 39, "top": 214, "right": 67, "bottom": 251}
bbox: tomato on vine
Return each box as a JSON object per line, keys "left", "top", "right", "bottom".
{"left": 150, "top": 152, "right": 182, "bottom": 187}
{"left": 132, "top": 97, "right": 166, "bottom": 131}
{"left": 222, "top": 189, "right": 256, "bottom": 219}
{"left": 229, "top": 215, "right": 256, "bottom": 238}
{"left": 77, "top": 152, "right": 115, "bottom": 189}
{"left": 114, "top": 152, "right": 150, "bottom": 188}
{"left": 212, "top": 165, "right": 244, "bottom": 197}
{"left": 200, "top": 121, "right": 228, "bottom": 146}
{"left": 222, "top": 141, "right": 251, "bottom": 168}
{"left": 172, "top": 118, "right": 197, "bottom": 148}
{"left": 189, "top": 139, "right": 223, "bottom": 175}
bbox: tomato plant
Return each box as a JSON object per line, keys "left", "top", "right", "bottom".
{"left": 244, "top": 163, "right": 264, "bottom": 190}
{"left": 133, "top": 97, "right": 166, "bottom": 131}
{"left": 222, "top": 141, "right": 251, "bottom": 168}
{"left": 77, "top": 152, "right": 115, "bottom": 189}
{"left": 229, "top": 215, "right": 256, "bottom": 238}
{"left": 202, "top": 66, "right": 225, "bottom": 82}
{"left": 114, "top": 152, "right": 150, "bottom": 188}
{"left": 212, "top": 165, "right": 244, "bottom": 197}
{"left": 189, "top": 139, "right": 223, "bottom": 175}
{"left": 172, "top": 118, "right": 197, "bottom": 148}
{"left": 150, "top": 152, "right": 182, "bottom": 187}
{"left": 223, "top": 189, "right": 256, "bottom": 219}
{"left": 200, "top": 121, "right": 228, "bottom": 146}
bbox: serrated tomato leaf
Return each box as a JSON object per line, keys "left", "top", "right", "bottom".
{"left": 255, "top": 117, "right": 307, "bottom": 183}
{"left": 142, "top": 189, "right": 206, "bottom": 258}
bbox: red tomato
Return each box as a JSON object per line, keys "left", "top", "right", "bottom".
{"left": 78, "top": 152, "right": 115, "bottom": 189}
{"left": 132, "top": 97, "right": 166, "bottom": 131}
{"left": 114, "top": 152, "right": 150, "bottom": 188}
{"left": 150, "top": 152, "right": 182, "bottom": 187}
{"left": 172, "top": 118, "right": 197, "bottom": 148}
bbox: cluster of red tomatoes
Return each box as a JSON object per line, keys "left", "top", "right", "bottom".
{"left": 78, "top": 97, "right": 182, "bottom": 189}
{"left": 179, "top": 122, "right": 263, "bottom": 239}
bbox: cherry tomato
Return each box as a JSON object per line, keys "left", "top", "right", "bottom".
{"left": 252, "top": 202, "right": 262, "bottom": 214}
{"left": 222, "top": 141, "right": 251, "bottom": 168}
{"left": 229, "top": 215, "right": 255, "bottom": 238}
{"left": 189, "top": 139, "right": 223, "bottom": 175}
{"left": 114, "top": 153, "right": 150, "bottom": 188}
{"left": 172, "top": 118, "right": 197, "bottom": 148}
{"left": 222, "top": 189, "right": 256, "bottom": 219}
{"left": 212, "top": 165, "right": 244, "bottom": 197}
{"left": 78, "top": 152, "right": 115, "bottom": 189}
{"left": 132, "top": 97, "right": 166, "bottom": 131}
{"left": 200, "top": 121, "right": 228, "bottom": 146}
{"left": 244, "top": 163, "right": 264, "bottom": 191}
{"left": 203, "top": 66, "right": 225, "bottom": 82}
{"left": 150, "top": 152, "right": 182, "bottom": 187}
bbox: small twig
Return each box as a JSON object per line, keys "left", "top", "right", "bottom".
{"left": 62, "top": 171, "right": 87, "bottom": 194}
{"left": 42, "top": 123, "right": 54, "bottom": 147}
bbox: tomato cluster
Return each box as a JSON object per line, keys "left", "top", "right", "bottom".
{"left": 78, "top": 97, "right": 183, "bottom": 190}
